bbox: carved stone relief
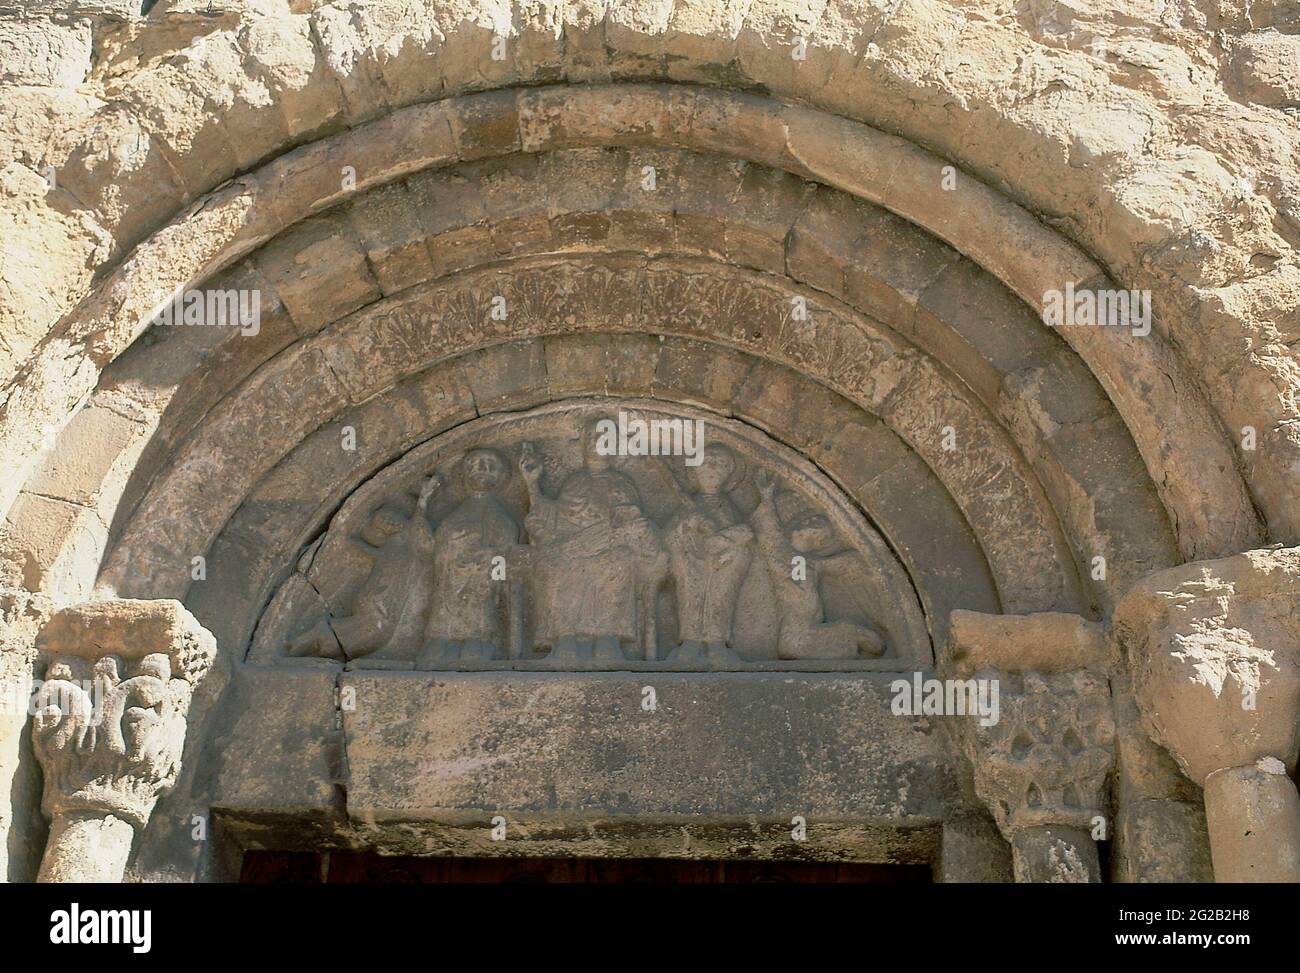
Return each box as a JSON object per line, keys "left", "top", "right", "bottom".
{"left": 252, "top": 400, "right": 929, "bottom": 669}
{"left": 30, "top": 599, "right": 217, "bottom": 882}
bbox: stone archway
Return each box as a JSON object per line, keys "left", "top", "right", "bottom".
{"left": 3, "top": 0, "right": 1298, "bottom": 887}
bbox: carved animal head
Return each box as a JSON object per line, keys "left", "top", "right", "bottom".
{"left": 789, "top": 513, "right": 839, "bottom": 556}
{"left": 361, "top": 503, "right": 409, "bottom": 545}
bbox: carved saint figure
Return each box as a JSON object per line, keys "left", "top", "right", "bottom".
{"left": 751, "top": 471, "right": 886, "bottom": 660}
{"left": 664, "top": 443, "right": 754, "bottom": 663}
{"left": 419, "top": 447, "right": 521, "bottom": 663}
{"left": 520, "top": 420, "right": 666, "bottom": 661}
{"left": 286, "top": 477, "right": 440, "bottom": 660}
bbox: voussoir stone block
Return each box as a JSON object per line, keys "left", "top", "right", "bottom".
{"left": 255, "top": 216, "right": 383, "bottom": 335}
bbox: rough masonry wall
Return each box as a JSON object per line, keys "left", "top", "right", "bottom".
{"left": 0, "top": 0, "right": 1297, "bottom": 548}
{"left": 0, "top": 0, "right": 1297, "bottom": 884}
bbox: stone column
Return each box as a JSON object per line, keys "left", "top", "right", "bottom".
{"left": 30, "top": 599, "right": 216, "bottom": 883}
{"left": 1202, "top": 759, "right": 1300, "bottom": 882}
{"left": 1116, "top": 546, "right": 1300, "bottom": 883}
{"left": 942, "top": 610, "right": 1115, "bottom": 883}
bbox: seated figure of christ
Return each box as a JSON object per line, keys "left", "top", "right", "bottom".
{"left": 519, "top": 421, "right": 667, "bottom": 662}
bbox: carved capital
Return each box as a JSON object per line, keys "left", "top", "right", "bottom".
{"left": 961, "top": 670, "right": 1116, "bottom": 836}
{"left": 940, "top": 610, "right": 1116, "bottom": 880}
{"left": 32, "top": 600, "right": 215, "bottom": 831}
{"left": 1114, "top": 547, "right": 1300, "bottom": 784}
{"left": 1114, "top": 547, "right": 1300, "bottom": 882}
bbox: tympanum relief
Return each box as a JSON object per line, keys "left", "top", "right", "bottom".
{"left": 255, "top": 401, "right": 929, "bottom": 670}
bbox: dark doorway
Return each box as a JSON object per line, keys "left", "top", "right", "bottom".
{"left": 240, "top": 850, "right": 931, "bottom": 884}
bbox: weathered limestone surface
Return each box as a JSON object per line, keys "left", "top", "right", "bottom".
{"left": 0, "top": 18, "right": 91, "bottom": 88}
{"left": 1202, "top": 759, "right": 1300, "bottom": 883}
{"left": 937, "top": 812, "right": 1014, "bottom": 883}
{"left": 1117, "top": 548, "right": 1300, "bottom": 784}
{"left": 1110, "top": 678, "right": 1214, "bottom": 883}
{"left": 0, "top": 0, "right": 1296, "bottom": 885}
{"left": 211, "top": 665, "right": 342, "bottom": 819}
{"left": 941, "top": 611, "right": 1115, "bottom": 882}
{"left": 30, "top": 599, "right": 216, "bottom": 882}
{"left": 0, "top": 0, "right": 1294, "bottom": 554}
{"left": 945, "top": 609, "right": 1106, "bottom": 675}
{"left": 1116, "top": 547, "right": 1300, "bottom": 882}
{"left": 1115, "top": 798, "right": 1213, "bottom": 884}
{"left": 207, "top": 666, "right": 948, "bottom": 868}
{"left": 1230, "top": 29, "right": 1300, "bottom": 107}
{"left": 338, "top": 671, "right": 945, "bottom": 862}
{"left": 0, "top": 587, "right": 51, "bottom": 881}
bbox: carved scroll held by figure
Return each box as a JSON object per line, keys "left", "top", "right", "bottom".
{"left": 418, "top": 447, "right": 522, "bottom": 664}
{"left": 664, "top": 443, "right": 754, "bottom": 665}
{"left": 286, "top": 475, "right": 441, "bottom": 660}
{"left": 520, "top": 420, "right": 667, "bottom": 662}
{"left": 751, "top": 470, "right": 886, "bottom": 660}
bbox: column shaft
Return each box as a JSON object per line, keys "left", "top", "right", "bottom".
{"left": 1203, "top": 762, "right": 1300, "bottom": 883}
{"left": 37, "top": 812, "right": 136, "bottom": 883}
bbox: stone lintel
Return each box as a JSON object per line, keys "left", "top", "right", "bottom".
{"left": 332, "top": 671, "right": 944, "bottom": 862}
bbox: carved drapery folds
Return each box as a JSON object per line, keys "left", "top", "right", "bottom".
{"left": 942, "top": 610, "right": 1115, "bottom": 883}
{"left": 32, "top": 599, "right": 216, "bottom": 882}
{"left": 1115, "top": 546, "right": 1300, "bottom": 882}
{"left": 258, "top": 401, "right": 930, "bottom": 670}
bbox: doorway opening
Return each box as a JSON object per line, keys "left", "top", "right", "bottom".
{"left": 240, "top": 851, "right": 932, "bottom": 884}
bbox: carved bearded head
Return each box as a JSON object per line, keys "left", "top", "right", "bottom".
{"left": 581, "top": 419, "right": 617, "bottom": 473}
{"left": 686, "top": 443, "right": 739, "bottom": 495}
{"left": 462, "top": 447, "right": 509, "bottom": 495}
